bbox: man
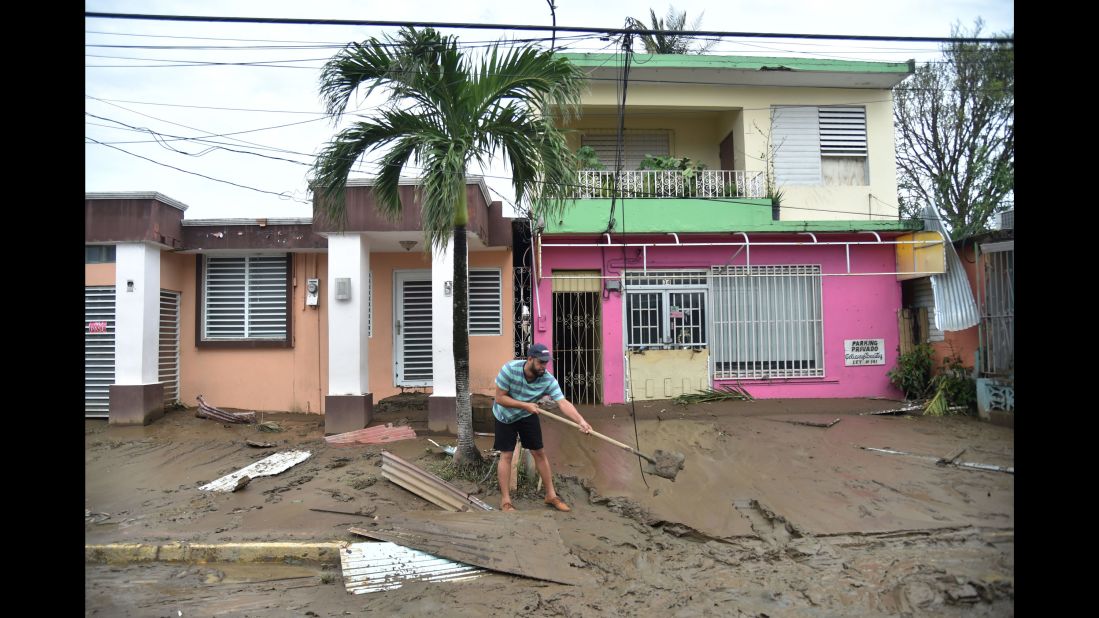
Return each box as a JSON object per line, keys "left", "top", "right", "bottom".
{"left": 493, "top": 343, "right": 592, "bottom": 512}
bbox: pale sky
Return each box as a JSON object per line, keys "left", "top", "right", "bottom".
{"left": 85, "top": 0, "right": 1013, "bottom": 220}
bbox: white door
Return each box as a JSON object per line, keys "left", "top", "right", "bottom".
{"left": 394, "top": 271, "right": 433, "bottom": 386}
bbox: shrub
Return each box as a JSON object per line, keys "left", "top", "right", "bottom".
{"left": 888, "top": 344, "right": 935, "bottom": 400}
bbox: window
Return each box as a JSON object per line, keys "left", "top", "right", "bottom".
{"left": 85, "top": 245, "right": 116, "bottom": 264}
{"left": 469, "top": 268, "right": 502, "bottom": 335}
{"left": 710, "top": 265, "right": 824, "bottom": 378}
{"left": 772, "top": 106, "right": 868, "bottom": 186}
{"left": 582, "top": 129, "right": 671, "bottom": 170}
{"left": 201, "top": 254, "right": 290, "bottom": 344}
{"left": 625, "top": 271, "right": 708, "bottom": 350}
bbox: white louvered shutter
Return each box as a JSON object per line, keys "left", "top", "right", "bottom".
{"left": 204, "top": 255, "right": 287, "bottom": 340}
{"left": 771, "top": 106, "right": 822, "bottom": 185}
{"left": 469, "top": 269, "right": 502, "bottom": 335}
{"left": 819, "top": 107, "right": 867, "bottom": 157}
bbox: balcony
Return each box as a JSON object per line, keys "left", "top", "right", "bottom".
{"left": 574, "top": 170, "right": 767, "bottom": 199}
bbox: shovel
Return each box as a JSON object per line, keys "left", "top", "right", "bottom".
{"left": 536, "top": 408, "right": 685, "bottom": 481}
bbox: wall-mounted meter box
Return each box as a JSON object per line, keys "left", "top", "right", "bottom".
{"left": 305, "top": 278, "right": 320, "bottom": 306}
{"left": 335, "top": 277, "right": 352, "bottom": 300}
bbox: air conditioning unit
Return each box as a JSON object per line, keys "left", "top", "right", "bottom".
{"left": 999, "top": 209, "right": 1014, "bottom": 231}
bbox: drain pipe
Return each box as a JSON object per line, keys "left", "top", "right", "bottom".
{"left": 736, "top": 232, "right": 750, "bottom": 269}
{"left": 533, "top": 229, "right": 543, "bottom": 327}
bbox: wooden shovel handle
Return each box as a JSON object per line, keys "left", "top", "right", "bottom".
{"left": 536, "top": 408, "right": 655, "bottom": 464}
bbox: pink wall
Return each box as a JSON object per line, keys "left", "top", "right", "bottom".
{"left": 538, "top": 235, "right": 905, "bottom": 402}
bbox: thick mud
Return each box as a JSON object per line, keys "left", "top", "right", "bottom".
{"left": 86, "top": 397, "right": 1013, "bottom": 616}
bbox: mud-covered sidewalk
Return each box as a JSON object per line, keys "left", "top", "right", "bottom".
{"left": 85, "top": 398, "right": 1014, "bottom": 616}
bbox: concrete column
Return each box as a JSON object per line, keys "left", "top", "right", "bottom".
{"left": 429, "top": 240, "right": 457, "bottom": 432}
{"left": 110, "top": 242, "right": 164, "bottom": 425}
{"left": 325, "top": 233, "right": 373, "bottom": 434}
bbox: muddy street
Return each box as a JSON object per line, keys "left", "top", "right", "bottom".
{"left": 85, "top": 398, "right": 1013, "bottom": 616}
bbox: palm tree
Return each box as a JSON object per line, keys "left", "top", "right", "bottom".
{"left": 311, "top": 27, "right": 586, "bottom": 466}
{"left": 626, "top": 5, "right": 716, "bottom": 55}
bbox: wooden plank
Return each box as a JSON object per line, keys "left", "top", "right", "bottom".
{"left": 348, "top": 510, "right": 585, "bottom": 586}
{"left": 776, "top": 417, "right": 840, "bottom": 428}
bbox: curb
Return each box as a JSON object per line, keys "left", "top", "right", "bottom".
{"left": 85, "top": 541, "right": 345, "bottom": 565}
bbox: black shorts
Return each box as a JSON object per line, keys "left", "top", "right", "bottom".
{"left": 493, "top": 413, "right": 543, "bottom": 452}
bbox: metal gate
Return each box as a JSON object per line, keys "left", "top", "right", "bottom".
{"left": 551, "top": 272, "right": 602, "bottom": 404}
{"left": 85, "top": 286, "right": 115, "bottom": 417}
{"left": 979, "top": 241, "right": 1014, "bottom": 376}
{"left": 513, "top": 266, "right": 532, "bottom": 358}
{"left": 394, "top": 271, "right": 433, "bottom": 386}
{"left": 160, "top": 290, "right": 180, "bottom": 405}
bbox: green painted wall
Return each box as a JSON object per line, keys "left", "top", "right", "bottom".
{"left": 544, "top": 198, "right": 921, "bottom": 234}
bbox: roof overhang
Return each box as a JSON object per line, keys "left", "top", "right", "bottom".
{"left": 560, "top": 53, "right": 915, "bottom": 89}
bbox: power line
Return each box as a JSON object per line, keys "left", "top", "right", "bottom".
{"left": 84, "top": 12, "right": 1013, "bottom": 44}
{"left": 86, "top": 137, "right": 309, "bottom": 203}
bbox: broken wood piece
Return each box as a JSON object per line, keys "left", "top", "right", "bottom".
{"left": 380, "top": 451, "right": 493, "bottom": 512}
{"left": 309, "top": 506, "right": 377, "bottom": 517}
{"left": 937, "top": 448, "right": 967, "bottom": 466}
{"left": 199, "top": 450, "right": 312, "bottom": 492}
{"left": 246, "top": 440, "right": 275, "bottom": 448}
{"left": 195, "top": 395, "right": 256, "bottom": 424}
{"left": 859, "top": 446, "right": 1013, "bottom": 474}
{"left": 340, "top": 541, "right": 484, "bottom": 594}
{"left": 779, "top": 418, "right": 841, "bottom": 428}
{"left": 324, "top": 424, "right": 416, "bottom": 447}
{"left": 348, "top": 510, "right": 585, "bottom": 585}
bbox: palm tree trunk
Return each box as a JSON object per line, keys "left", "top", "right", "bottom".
{"left": 453, "top": 198, "right": 482, "bottom": 465}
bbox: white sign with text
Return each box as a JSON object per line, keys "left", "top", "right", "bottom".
{"left": 844, "top": 339, "right": 885, "bottom": 366}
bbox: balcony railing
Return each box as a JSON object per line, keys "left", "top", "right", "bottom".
{"left": 574, "top": 170, "right": 767, "bottom": 199}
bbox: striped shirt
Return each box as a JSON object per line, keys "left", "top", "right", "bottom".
{"left": 492, "top": 360, "right": 565, "bottom": 423}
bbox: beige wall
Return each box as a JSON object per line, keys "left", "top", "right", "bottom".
{"left": 94, "top": 247, "right": 514, "bottom": 414}
{"left": 85, "top": 263, "right": 115, "bottom": 286}
{"left": 572, "top": 82, "right": 900, "bottom": 220}
{"left": 176, "top": 253, "right": 330, "bottom": 414}
{"left": 367, "top": 249, "right": 515, "bottom": 399}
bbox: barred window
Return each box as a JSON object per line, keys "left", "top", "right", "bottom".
{"left": 625, "top": 271, "right": 707, "bottom": 350}
{"left": 710, "top": 265, "right": 824, "bottom": 378}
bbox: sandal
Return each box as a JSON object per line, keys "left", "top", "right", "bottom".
{"left": 501, "top": 501, "right": 516, "bottom": 512}
{"left": 544, "top": 495, "right": 571, "bottom": 512}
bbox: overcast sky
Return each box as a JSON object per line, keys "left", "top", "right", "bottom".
{"left": 85, "top": 0, "right": 1013, "bottom": 220}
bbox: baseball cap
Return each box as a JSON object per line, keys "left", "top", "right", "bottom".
{"left": 528, "top": 343, "right": 552, "bottom": 362}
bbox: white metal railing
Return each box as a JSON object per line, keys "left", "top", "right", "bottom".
{"left": 575, "top": 170, "right": 766, "bottom": 199}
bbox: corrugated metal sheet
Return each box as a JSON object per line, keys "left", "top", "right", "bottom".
{"left": 772, "top": 106, "right": 822, "bottom": 186}
{"left": 924, "top": 205, "right": 980, "bottom": 332}
{"left": 325, "top": 424, "right": 416, "bottom": 447}
{"left": 340, "top": 541, "right": 485, "bottom": 594}
{"left": 199, "top": 450, "right": 311, "bottom": 492}
{"left": 381, "top": 451, "right": 494, "bottom": 512}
